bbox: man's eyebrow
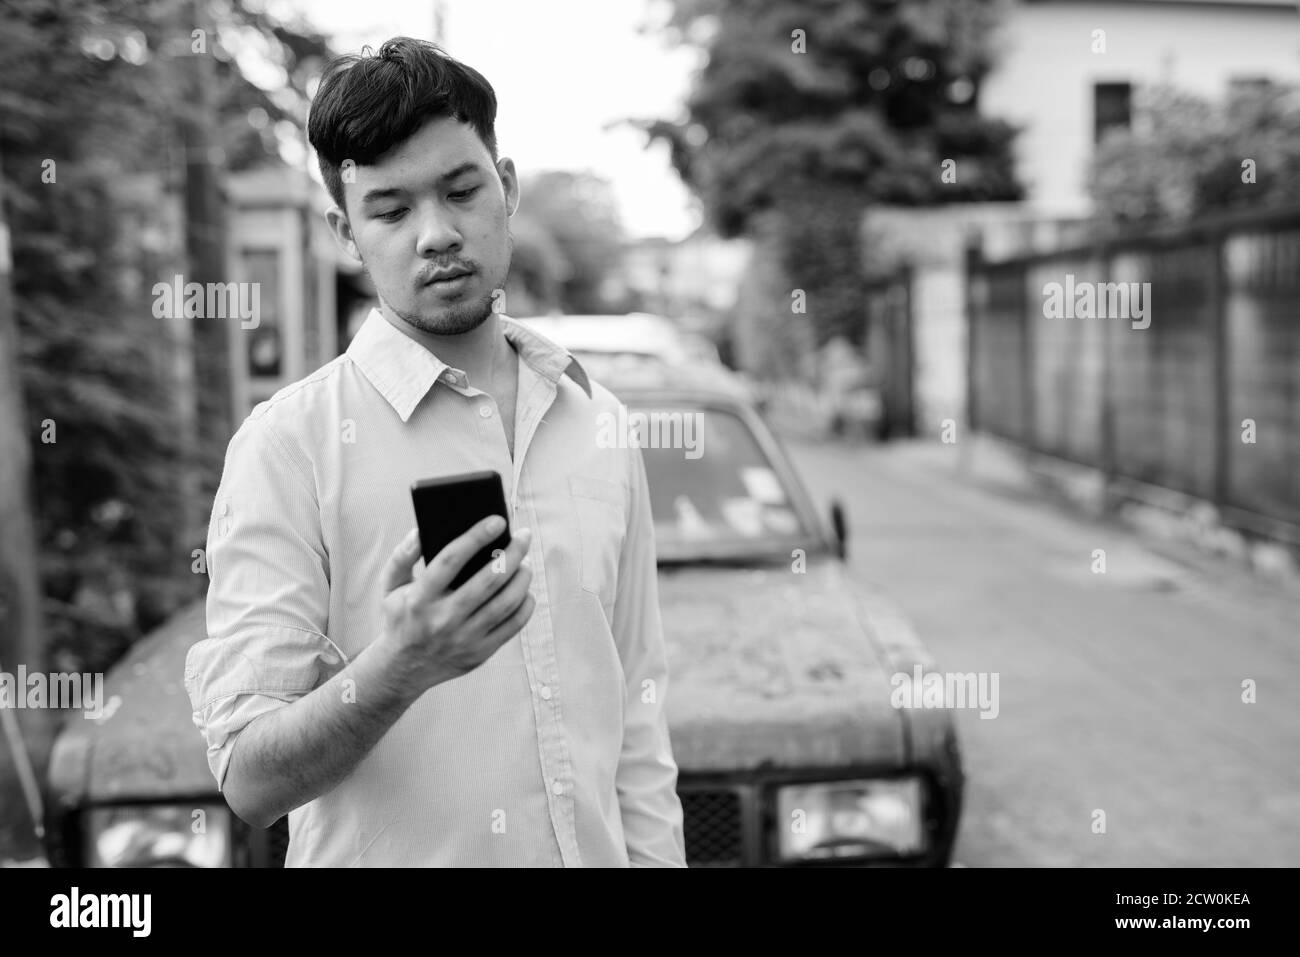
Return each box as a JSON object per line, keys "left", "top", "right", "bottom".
{"left": 358, "top": 162, "right": 485, "bottom": 206}
{"left": 438, "top": 161, "right": 484, "bottom": 183}
{"left": 359, "top": 187, "right": 403, "bottom": 205}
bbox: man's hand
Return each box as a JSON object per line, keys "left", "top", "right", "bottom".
{"left": 378, "top": 516, "right": 535, "bottom": 693}
{"left": 216, "top": 517, "right": 533, "bottom": 829}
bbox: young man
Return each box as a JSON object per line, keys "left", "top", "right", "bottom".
{"left": 183, "top": 37, "right": 686, "bottom": 867}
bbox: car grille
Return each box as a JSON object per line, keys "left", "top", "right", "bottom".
{"left": 262, "top": 789, "right": 747, "bottom": 867}
{"left": 681, "top": 789, "right": 744, "bottom": 866}
{"left": 261, "top": 780, "right": 939, "bottom": 866}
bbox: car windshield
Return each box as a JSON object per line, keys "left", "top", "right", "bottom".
{"left": 631, "top": 402, "right": 816, "bottom": 562}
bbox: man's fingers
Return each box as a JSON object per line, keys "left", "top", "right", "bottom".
{"left": 415, "top": 514, "right": 508, "bottom": 600}
{"left": 383, "top": 528, "right": 423, "bottom": 593}
{"left": 479, "top": 592, "right": 536, "bottom": 650}
{"left": 461, "top": 560, "right": 533, "bottom": 637}
{"left": 449, "top": 527, "right": 532, "bottom": 614}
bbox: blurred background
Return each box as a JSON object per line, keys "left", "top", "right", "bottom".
{"left": 2, "top": 0, "right": 1299, "bottom": 868}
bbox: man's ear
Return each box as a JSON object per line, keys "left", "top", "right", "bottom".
{"left": 325, "top": 205, "right": 362, "bottom": 263}
{"left": 497, "top": 156, "right": 520, "bottom": 218}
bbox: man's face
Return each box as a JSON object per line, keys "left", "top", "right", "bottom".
{"left": 327, "top": 116, "right": 518, "bottom": 335}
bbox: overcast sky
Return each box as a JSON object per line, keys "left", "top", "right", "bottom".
{"left": 278, "top": 0, "right": 703, "bottom": 240}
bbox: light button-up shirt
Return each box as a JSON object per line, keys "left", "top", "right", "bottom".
{"left": 183, "top": 308, "right": 686, "bottom": 867}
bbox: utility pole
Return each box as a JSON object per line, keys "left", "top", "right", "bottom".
{"left": 0, "top": 144, "right": 51, "bottom": 846}
{"left": 178, "top": 0, "right": 232, "bottom": 554}
{"left": 433, "top": 0, "right": 447, "bottom": 44}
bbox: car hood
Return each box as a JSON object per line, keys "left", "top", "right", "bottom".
{"left": 657, "top": 558, "right": 908, "bottom": 772}
{"left": 49, "top": 561, "right": 943, "bottom": 803}
{"left": 47, "top": 600, "right": 213, "bottom": 805}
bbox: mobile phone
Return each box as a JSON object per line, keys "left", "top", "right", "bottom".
{"left": 410, "top": 470, "right": 512, "bottom": 591}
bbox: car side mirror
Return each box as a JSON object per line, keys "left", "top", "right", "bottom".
{"left": 829, "top": 499, "right": 848, "bottom": 561}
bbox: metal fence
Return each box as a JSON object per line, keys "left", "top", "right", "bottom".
{"left": 967, "top": 205, "right": 1300, "bottom": 539}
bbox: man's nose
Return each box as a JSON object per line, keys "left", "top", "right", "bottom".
{"left": 414, "top": 204, "right": 462, "bottom": 257}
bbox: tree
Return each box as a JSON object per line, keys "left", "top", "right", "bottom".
{"left": 641, "top": 0, "right": 1023, "bottom": 350}
{"left": 0, "top": 0, "right": 331, "bottom": 672}
{"left": 503, "top": 214, "right": 570, "bottom": 315}
{"left": 516, "top": 171, "right": 627, "bottom": 313}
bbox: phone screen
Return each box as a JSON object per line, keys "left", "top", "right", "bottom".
{"left": 410, "top": 470, "right": 512, "bottom": 590}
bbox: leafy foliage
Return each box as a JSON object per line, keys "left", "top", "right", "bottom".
{"left": 643, "top": 0, "right": 1022, "bottom": 352}
{"left": 515, "top": 171, "right": 628, "bottom": 314}
{"left": 0, "top": 0, "right": 329, "bottom": 672}
{"left": 1088, "top": 81, "right": 1300, "bottom": 228}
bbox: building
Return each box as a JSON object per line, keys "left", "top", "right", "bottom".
{"left": 225, "top": 167, "right": 373, "bottom": 422}
{"left": 981, "top": 0, "right": 1300, "bottom": 218}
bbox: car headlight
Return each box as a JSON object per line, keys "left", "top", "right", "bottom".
{"left": 85, "top": 804, "right": 232, "bottom": 867}
{"left": 776, "top": 778, "right": 924, "bottom": 861}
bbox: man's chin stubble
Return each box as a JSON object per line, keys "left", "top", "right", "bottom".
{"left": 392, "top": 294, "right": 495, "bottom": 336}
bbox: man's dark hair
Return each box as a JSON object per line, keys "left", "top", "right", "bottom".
{"left": 308, "top": 37, "right": 499, "bottom": 212}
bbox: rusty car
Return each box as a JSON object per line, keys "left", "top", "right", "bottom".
{"left": 44, "top": 352, "right": 962, "bottom": 867}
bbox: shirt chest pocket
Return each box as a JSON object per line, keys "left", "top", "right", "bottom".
{"left": 568, "top": 474, "right": 626, "bottom": 616}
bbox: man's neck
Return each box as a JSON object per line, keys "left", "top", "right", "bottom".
{"left": 379, "top": 302, "right": 511, "bottom": 388}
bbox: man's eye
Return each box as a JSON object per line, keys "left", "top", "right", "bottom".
{"left": 449, "top": 186, "right": 479, "bottom": 202}
{"left": 375, "top": 208, "right": 406, "bottom": 221}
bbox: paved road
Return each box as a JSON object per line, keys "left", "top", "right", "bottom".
{"left": 784, "top": 434, "right": 1300, "bottom": 867}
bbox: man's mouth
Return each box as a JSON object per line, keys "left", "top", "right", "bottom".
{"left": 422, "top": 268, "right": 472, "bottom": 286}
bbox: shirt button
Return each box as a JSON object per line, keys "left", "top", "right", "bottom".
{"left": 552, "top": 780, "right": 564, "bottom": 797}
{"left": 479, "top": 405, "right": 493, "bottom": 418}
{"left": 539, "top": 684, "right": 552, "bottom": 700}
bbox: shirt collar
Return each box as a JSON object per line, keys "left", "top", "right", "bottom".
{"left": 346, "top": 308, "right": 592, "bottom": 422}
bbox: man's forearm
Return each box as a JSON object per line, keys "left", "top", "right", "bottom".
{"left": 221, "top": 636, "right": 425, "bottom": 828}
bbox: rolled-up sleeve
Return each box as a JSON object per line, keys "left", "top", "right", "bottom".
{"left": 611, "top": 443, "right": 687, "bottom": 867}
{"left": 183, "top": 416, "right": 347, "bottom": 792}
